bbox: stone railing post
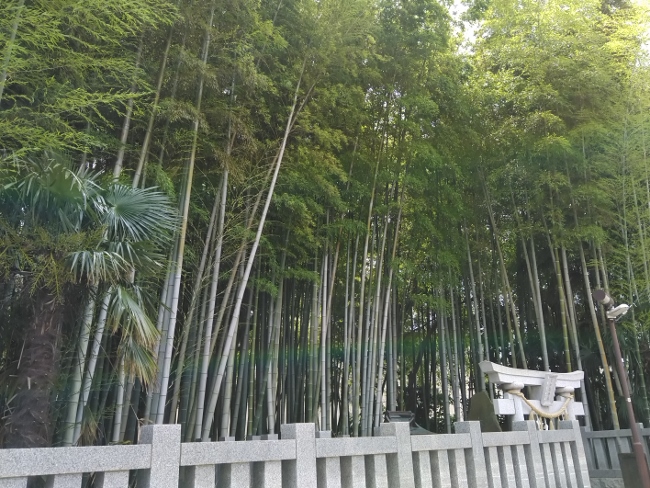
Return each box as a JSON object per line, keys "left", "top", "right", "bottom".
{"left": 139, "top": 424, "right": 181, "bottom": 488}
{"left": 216, "top": 437, "right": 250, "bottom": 487}
{"left": 251, "top": 434, "right": 282, "bottom": 488}
{"left": 454, "top": 421, "right": 488, "bottom": 488}
{"left": 559, "top": 420, "right": 592, "bottom": 487}
{"left": 513, "top": 420, "right": 545, "bottom": 488}
{"left": 379, "top": 422, "right": 415, "bottom": 488}
{"left": 280, "top": 423, "right": 317, "bottom": 488}
{"left": 316, "top": 431, "right": 341, "bottom": 488}
{"left": 580, "top": 426, "right": 596, "bottom": 473}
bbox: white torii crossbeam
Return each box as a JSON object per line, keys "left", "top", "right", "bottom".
{"left": 479, "top": 360, "right": 585, "bottom": 422}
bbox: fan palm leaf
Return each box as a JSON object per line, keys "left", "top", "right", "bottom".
{"left": 96, "top": 184, "right": 178, "bottom": 242}
{"left": 68, "top": 250, "right": 130, "bottom": 285}
{"left": 15, "top": 153, "right": 101, "bottom": 232}
{"left": 108, "top": 285, "right": 159, "bottom": 383}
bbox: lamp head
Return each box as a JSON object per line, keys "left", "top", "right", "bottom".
{"left": 594, "top": 290, "right": 631, "bottom": 320}
{"left": 607, "top": 304, "right": 629, "bottom": 320}
{"left": 593, "top": 290, "right": 614, "bottom": 308}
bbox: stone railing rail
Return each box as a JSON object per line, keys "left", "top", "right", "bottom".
{"left": 0, "top": 420, "right": 590, "bottom": 488}
{"left": 582, "top": 425, "right": 650, "bottom": 482}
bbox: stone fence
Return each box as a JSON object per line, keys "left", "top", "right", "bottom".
{"left": 582, "top": 425, "right": 650, "bottom": 487}
{"left": 0, "top": 420, "right": 590, "bottom": 488}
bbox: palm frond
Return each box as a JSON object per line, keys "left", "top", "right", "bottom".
{"left": 109, "top": 284, "right": 159, "bottom": 384}
{"left": 103, "top": 240, "right": 167, "bottom": 277}
{"left": 108, "top": 285, "right": 159, "bottom": 349}
{"left": 96, "top": 185, "right": 178, "bottom": 242}
{"left": 8, "top": 152, "right": 101, "bottom": 233}
{"left": 68, "top": 250, "right": 129, "bottom": 285}
{"left": 117, "top": 336, "right": 157, "bottom": 385}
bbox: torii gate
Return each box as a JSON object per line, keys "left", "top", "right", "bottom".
{"left": 479, "top": 360, "right": 585, "bottom": 423}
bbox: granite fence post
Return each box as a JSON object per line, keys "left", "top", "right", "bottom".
{"left": 637, "top": 423, "right": 650, "bottom": 460}
{"left": 378, "top": 422, "right": 415, "bottom": 488}
{"left": 316, "top": 431, "right": 342, "bottom": 488}
{"left": 0, "top": 479, "right": 26, "bottom": 488}
{"left": 95, "top": 471, "right": 130, "bottom": 488}
{"left": 454, "top": 421, "right": 488, "bottom": 488}
{"left": 45, "top": 474, "right": 82, "bottom": 488}
{"left": 187, "top": 464, "right": 215, "bottom": 488}
{"left": 559, "top": 420, "right": 592, "bottom": 487}
{"left": 580, "top": 426, "right": 596, "bottom": 473}
{"left": 216, "top": 437, "right": 250, "bottom": 488}
{"left": 138, "top": 424, "right": 181, "bottom": 488}
{"left": 281, "top": 423, "right": 317, "bottom": 488}
{"left": 252, "top": 434, "right": 282, "bottom": 488}
{"left": 513, "top": 421, "right": 545, "bottom": 488}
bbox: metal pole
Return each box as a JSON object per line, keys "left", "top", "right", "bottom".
{"left": 608, "top": 316, "right": 650, "bottom": 488}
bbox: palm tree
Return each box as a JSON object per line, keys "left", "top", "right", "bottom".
{"left": 0, "top": 152, "right": 176, "bottom": 448}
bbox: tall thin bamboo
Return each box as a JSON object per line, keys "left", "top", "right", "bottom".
{"left": 373, "top": 182, "right": 403, "bottom": 429}
{"left": 367, "top": 212, "right": 389, "bottom": 433}
{"left": 0, "top": 0, "right": 25, "bottom": 106}
{"left": 307, "top": 259, "right": 319, "bottom": 422}
{"left": 320, "top": 233, "right": 329, "bottom": 430}
{"left": 354, "top": 150, "right": 382, "bottom": 436}
{"left": 111, "top": 359, "right": 126, "bottom": 443}
{"left": 246, "top": 270, "right": 261, "bottom": 438}
{"left": 201, "top": 61, "right": 307, "bottom": 440}
{"left": 529, "top": 236, "right": 550, "bottom": 371}
{"left": 341, "top": 237, "right": 352, "bottom": 435}
{"left": 440, "top": 290, "right": 450, "bottom": 433}
{"left": 268, "top": 249, "right": 286, "bottom": 433}
{"left": 389, "top": 285, "right": 398, "bottom": 411}
{"left": 113, "top": 40, "right": 143, "bottom": 180}
{"left": 73, "top": 290, "right": 111, "bottom": 444}
{"left": 464, "top": 229, "right": 484, "bottom": 389}
{"left": 131, "top": 20, "right": 176, "bottom": 188}
{"left": 63, "top": 290, "right": 97, "bottom": 446}
{"left": 155, "top": 0, "right": 218, "bottom": 422}
{"left": 193, "top": 173, "right": 228, "bottom": 438}
{"left": 231, "top": 289, "right": 253, "bottom": 437}
{"left": 582, "top": 241, "right": 618, "bottom": 428}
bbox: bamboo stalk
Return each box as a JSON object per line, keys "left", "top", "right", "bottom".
{"left": 170, "top": 188, "right": 220, "bottom": 423}
{"left": 201, "top": 61, "right": 307, "bottom": 440}
{"left": 63, "top": 289, "right": 97, "bottom": 446}
{"left": 157, "top": 0, "right": 218, "bottom": 424}
{"left": 113, "top": 39, "right": 143, "bottom": 180}
{"left": 0, "top": 0, "right": 25, "bottom": 106}
{"left": 73, "top": 290, "right": 111, "bottom": 444}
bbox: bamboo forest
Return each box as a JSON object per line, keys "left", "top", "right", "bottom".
{"left": 0, "top": 0, "right": 649, "bottom": 450}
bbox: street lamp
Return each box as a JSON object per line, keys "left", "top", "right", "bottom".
{"left": 593, "top": 289, "right": 650, "bottom": 488}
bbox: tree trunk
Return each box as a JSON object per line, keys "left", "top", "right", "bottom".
{"left": 5, "top": 288, "right": 62, "bottom": 448}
